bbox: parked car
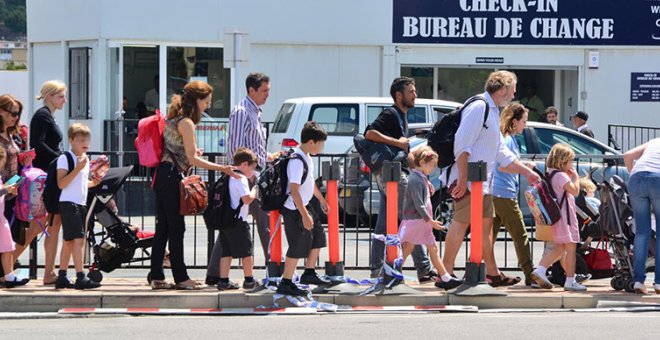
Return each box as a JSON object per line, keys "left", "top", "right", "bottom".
{"left": 267, "top": 97, "right": 461, "bottom": 154}
{"left": 343, "top": 121, "right": 627, "bottom": 227}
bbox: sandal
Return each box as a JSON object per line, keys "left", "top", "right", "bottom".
{"left": 175, "top": 279, "right": 203, "bottom": 290}
{"left": 487, "top": 273, "right": 521, "bottom": 287}
{"left": 150, "top": 280, "right": 175, "bottom": 290}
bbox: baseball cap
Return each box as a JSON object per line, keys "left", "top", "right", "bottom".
{"left": 572, "top": 111, "right": 589, "bottom": 121}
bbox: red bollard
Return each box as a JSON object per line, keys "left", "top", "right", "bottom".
{"left": 327, "top": 179, "right": 340, "bottom": 265}
{"left": 386, "top": 181, "right": 399, "bottom": 264}
{"left": 469, "top": 181, "right": 483, "bottom": 264}
{"left": 267, "top": 210, "right": 283, "bottom": 278}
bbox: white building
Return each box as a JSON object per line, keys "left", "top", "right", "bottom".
{"left": 26, "top": 0, "right": 660, "bottom": 153}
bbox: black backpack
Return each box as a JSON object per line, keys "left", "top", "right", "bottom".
{"left": 42, "top": 152, "right": 75, "bottom": 214}
{"left": 353, "top": 107, "right": 408, "bottom": 173}
{"left": 257, "top": 150, "right": 308, "bottom": 212}
{"left": 203, "top": 173, "right": 244, "bottom": 230}
{"left": 427, "top": 96, "right": 489, "bottom": 168}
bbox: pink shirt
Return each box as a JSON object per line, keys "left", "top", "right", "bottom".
{"left": 549, "top": 169, "right": 580, "bottom": 244}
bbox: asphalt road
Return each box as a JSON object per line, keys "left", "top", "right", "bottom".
{"left": 2, "top": 313, "right": 659, "bottom": 339}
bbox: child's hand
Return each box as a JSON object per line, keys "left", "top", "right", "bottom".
{"left": 567, "top": 167, "right": 578, "bottom": 179}
{"left": 76, "top": 155, "right": 89, "bottom": 170}
{"left": 6, "top": 183, "right": 19, "bottom": 195}
{"left": 302, "top": 212, "right": 314, "bottom": 230}
{"left": 431, "top": 220, "right": 446, "bottom": 231}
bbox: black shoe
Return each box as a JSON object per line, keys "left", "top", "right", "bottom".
{"left": 75, "top": 277, "right": 101, "bottom": 290}
{"left": 418, "top": 270, "right": 439, "bottom": 283}
{"left": 276, "top": 281, "right": 308, "bottom": 296}
{"left": 205, "top": 276, "right": 220, "bottom": 286}
{"left": 3, "top": 277, "right": 30, "bottom": 288}
{"left": 216, "top": 280, "right": 240, "bottom": 291}
{"left": 434, "top": 277, "right": 463, "bottom": 290}
{"left": 55, "top": 276, "right": 75, "bottom": 289}
{"left": 299, "top": 272, "right": 331, "bottom": 286}
{"left": 242, "top": 279, "right": 261, "bottom": 290}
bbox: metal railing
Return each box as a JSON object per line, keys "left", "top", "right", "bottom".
{"left": 608, "top": 124, "right": 660, "bottom": 153}
{"left": 23, "top": 151, "right": 627, "bottom": 276}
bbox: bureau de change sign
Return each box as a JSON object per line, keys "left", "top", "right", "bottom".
{"left": 393, "top": 0, "right": 660, "bottom": 46}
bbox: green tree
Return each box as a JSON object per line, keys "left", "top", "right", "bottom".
{"left": 4, "top": 6, "right": 26, "bottom": 33}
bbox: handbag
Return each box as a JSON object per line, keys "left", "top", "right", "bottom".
{"left": 179, "top": 171, "right": 208, "bottom": 215}
{"left": 534, "top": 223, "right": 553, "bottom": 241}
{"left": 354, "top": 108, "right": 408, "bottom": 173}
{"left": 584, "top": 239, "right": 614, "bottom": 273}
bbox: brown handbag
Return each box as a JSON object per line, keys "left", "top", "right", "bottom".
{"left": 179, "top": 173, "right": 208, "bottom": 215}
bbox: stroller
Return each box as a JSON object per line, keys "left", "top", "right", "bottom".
{"left": 84, "top": 166, "right": 153, "bottom": 283}
{"left": 599, "top": 174, "right": 656, "bottom": 292}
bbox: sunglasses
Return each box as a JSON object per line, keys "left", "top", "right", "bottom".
{"left": 1, "top": 108, "right": 20, "bottom": 117}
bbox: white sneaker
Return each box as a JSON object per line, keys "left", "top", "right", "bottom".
{"left": 530, "top": 271, "right": 553, "bottom": 289}
{"left": 564, "top": 280, "right": 587, "bottom": 291}
{"left": 634, "top": 282, "right": 648, "bottom": 294}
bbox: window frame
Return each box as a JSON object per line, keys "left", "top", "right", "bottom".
{"left": 69, "top": 47, "right": 91, "bottom": 119}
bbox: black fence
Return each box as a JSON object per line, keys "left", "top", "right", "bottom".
{"left": 608, "top": 124, "right": 660, "bottom": 153}
{"left": 22, "top": 149, "right": 628, "bottom": 278}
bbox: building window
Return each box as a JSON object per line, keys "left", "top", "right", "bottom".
{"left": 69, "top": 47, "right": 91, "bottom": 119}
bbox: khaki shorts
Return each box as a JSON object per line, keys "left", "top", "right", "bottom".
{"left": 453, "top": 193, "right": 495, "bottom": 224}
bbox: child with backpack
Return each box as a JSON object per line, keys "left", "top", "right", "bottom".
{"left": 54, "top": 124, "right": 102, "bottom": 290}
{"left": 399, "top": 146, "right": 463, "bottom": 290}
{"left": 0, "top": 147, "right": 29, "bottom": 288}
{"left": 530, "top": 143, "right": 586, "bottom": 291}
{"left": 276, "top": 122, "right": 329, "bottom": 296}
{"left": 216, "top": 148, "right": 259, "bottom": 291}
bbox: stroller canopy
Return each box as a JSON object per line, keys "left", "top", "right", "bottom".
{"left": 88, "top": 166, "right": 134, "bottom": 197}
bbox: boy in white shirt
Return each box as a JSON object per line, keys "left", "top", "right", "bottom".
{"left": 217, "top": 148, "right": 259, "bottom": 290}
{"left": 276, "top": 122, "right": 329, "bottom": 296}
{"left": 54, "top": 124, "right": 102, "bottom": 289}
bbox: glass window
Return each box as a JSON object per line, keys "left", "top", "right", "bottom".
{"left": 535, "top": 127, "right": 604, "bottom": 155}
{"left": 69, "top": 47, "right": 91, "bottom": 119}
{"left": 436, "top": 68, "right": 494, "bottom": 103}
{"left": 407, "top": 106, "right": 426, "bottom": 124}
{"left": 432, "top": 105, "right": 458, "bottom": 122}
{"left": 166, "top": 47, "right": 230, "bottom": 118}
{"left": 401, "top": 67, "right": 433, "bottom": 99}
{"left": 272, "top": 103, "right": 296, "bottom": 133}
{"left": 308, "top": 104, "right": 359, "bottom": 136}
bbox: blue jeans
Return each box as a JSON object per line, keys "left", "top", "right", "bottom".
{"left": 369, "top": 174, "right": 432, "bottom": 277}
{"left": 628, "top": 171, "right": 660, "bottom": 284}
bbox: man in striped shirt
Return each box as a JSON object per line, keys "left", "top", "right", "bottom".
{"left": 206, "top": 72, "right": 276, "bottom": 285}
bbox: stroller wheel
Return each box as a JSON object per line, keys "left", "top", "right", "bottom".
{"left": 611, "top": 276, "right": 625, "bottom": 290}
{"left": 87, "top": 270, "right": 103, "bottom": 283}
{"left": 624, "top": 277, "right": 635, "bottom": 293}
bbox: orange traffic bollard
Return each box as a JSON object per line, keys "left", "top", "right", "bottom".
{"left": 327, "top": 179, "right": 340, "bottom": 265}
{"left": 469, "top": 181, "right": 483, "bottom": 264}
{"left": 269, "top": 210, "right": 281, "bottom": 264}
{"left": 386, "top": 181, "right": 399, "bottom": 264}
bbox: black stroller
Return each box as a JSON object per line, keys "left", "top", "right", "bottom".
{"left": 84, "top": 166, "right": 153, "bottom": 282}
{"left": 599, "top": 174, "right": 656, "bottom": 292}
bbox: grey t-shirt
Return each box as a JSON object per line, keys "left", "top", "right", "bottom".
{"left": 402, "top": 169, "right": 432, "bottom": 221}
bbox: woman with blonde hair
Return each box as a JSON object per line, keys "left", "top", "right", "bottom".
{"left": 20, "top": 80, "right": 67, "bottom": 284}
{"left": 150, "top": 80, "right": 238, "bottom": 290}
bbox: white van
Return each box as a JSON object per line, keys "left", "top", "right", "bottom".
{"left": 267, "top": 97, "right": 461, "bottom": 154}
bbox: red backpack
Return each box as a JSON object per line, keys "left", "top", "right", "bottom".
{"left": 135, "top": 110, "right": 164, "bottom": 167}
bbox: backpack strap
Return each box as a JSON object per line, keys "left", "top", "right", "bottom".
{"left": 461, "top": 95, "right": 489, "bottom": 129}
{"left": 65, "top": 151, "right": 75, "bottom": 173}
{"left": 290, "top": 153, "right": 309, "bottom": 184}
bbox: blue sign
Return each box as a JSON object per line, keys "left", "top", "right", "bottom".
{"left": 631, "top": 73, "right": 660, "bottom": 102}
{"left": 393, "top": 0, "right": 660, "bottom": 46}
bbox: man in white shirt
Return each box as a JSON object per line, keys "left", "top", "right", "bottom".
{"left": 442, "top": 71, "right": 541, "bottom": 287}
{"left": 545, "top": 106, "right": 564, "bottom": 127}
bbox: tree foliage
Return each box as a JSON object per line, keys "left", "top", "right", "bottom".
{"left": 0, "top": 0, "right": 26, "bottom": 36}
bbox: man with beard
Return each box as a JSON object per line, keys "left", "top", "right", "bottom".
{"left": 365, "top": 77, "right": 435, "bottom": 282}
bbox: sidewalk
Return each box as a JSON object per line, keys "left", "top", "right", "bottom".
{"left": 2, "top": 272, "right": 659, "bottom": 313}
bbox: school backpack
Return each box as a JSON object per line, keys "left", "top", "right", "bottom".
{"left": 135, "top": 109, "right": 164, "bottom": 167}
{"left": 524, "top": 169, "right": 567, "bottom": 227}
{"left": 427, "top": 96, "right": 489, "bottom": 168}
{"left": 203, "top": 173, "right": 244, "bottom": 230}
{"left": 257, "top": 149, "right": 308, "bottom": 212}
{"left": 42, "top": 152, "right": 75, "bottom": 214}
{"left": 14, "top": 166, "right": 48, "bottom": 222}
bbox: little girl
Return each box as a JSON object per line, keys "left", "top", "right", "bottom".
{"left": 0, "top": 147, "right": 29, "bottom": 288}
{"left": 399, "top": 146, "right": 462, "bottom": 290}
{"left": 530, "top": 143, "right": 586, "bottom": 291}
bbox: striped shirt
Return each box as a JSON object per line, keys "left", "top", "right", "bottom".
{"left": 443, "top": 92, "right": 517, "bottom": 195}
{"left": 227, "top": 96, "right": 267, "bottom": 168}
